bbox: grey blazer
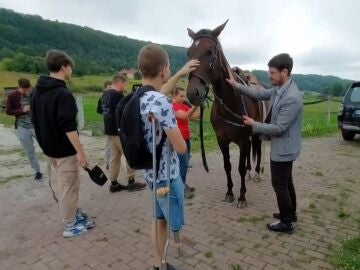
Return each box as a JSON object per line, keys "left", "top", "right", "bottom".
{"left": 236, "top": 80, "right": 303, "bottom": 162}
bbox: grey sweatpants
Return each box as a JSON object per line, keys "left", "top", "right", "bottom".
{"left": 15, "top": 126, "right": 41, "bottom": 173}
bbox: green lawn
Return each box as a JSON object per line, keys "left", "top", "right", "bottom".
{"left": 0, "top": 69, "right": 342, "bottom": 152}
{"left": 0, "top": 92, "right": 342, "bottom": 152}
{"left": 79, "top": 94, "right": 341, "bottom": 152}
{"left": 331, "top": 237, "right": 360, "bottom": 270}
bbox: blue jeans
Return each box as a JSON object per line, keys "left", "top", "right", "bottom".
{"left": 177, "top": 139, "right": 190, "bottom": 184}
{"left": 149, "top": 175, "right": 184, "bottom": 232}
{"left": 15, "top": 127, "right": 41, "bottom": 173}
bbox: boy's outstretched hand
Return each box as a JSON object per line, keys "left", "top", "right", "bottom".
{"left": 178, "top": 59, "right": 200, "bottom": 76}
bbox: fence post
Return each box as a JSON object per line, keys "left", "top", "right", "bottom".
{"left": 327, "top": 95, "right": 331, "bottom": 125}
{"left": 76, "top": 95, "right": 85, "bottom": 130}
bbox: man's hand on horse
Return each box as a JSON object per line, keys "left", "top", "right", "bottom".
{"left": 178, "top": 59, "right": 200, "bottom": 76}
{"left": 225, "top": 66, "right": 238, "bottom": 88}
{"left": 243, "top": 115, "right": 254, "bottom": 126}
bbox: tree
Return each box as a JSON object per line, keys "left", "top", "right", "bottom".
{"left": 331, "top": 82, "right": 344, "bottom": 96}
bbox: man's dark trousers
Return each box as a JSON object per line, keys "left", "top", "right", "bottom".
{"left": 270, "top": 160, "right": 297, "bottom": 223}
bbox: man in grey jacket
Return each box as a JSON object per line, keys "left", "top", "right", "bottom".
{"left": 226, "top": 53, "right": 303, "bottom": 234}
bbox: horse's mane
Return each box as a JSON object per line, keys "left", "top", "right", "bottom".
{"left": 193, "top": 29, "right": 263, "bottom": 89}
{"left": 194, "top": 29, "right": 213, "bottom": 39}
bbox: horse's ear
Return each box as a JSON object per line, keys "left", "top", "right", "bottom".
{"left": 187, "top": 28, "right": 196, "bottom": 39}
{"left": 212, "top": 19, "right": 229, "bottom": 38}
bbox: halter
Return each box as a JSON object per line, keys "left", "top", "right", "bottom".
{"left": 188, "top": 35, "right": 220, "bottom": 103}
{"left": 189, "top": 35, "right": 247, "bottom": 126}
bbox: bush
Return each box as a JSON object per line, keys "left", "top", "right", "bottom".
{"left": 3, "top": 53, "right": 46, "bottom": 74}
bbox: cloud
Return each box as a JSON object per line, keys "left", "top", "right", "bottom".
{"left": 0, "top": 0, "right": 359, "bottom": 79}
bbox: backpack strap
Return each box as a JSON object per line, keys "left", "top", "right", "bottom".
{"left": 155, "top": 131, "right": 167, "bottom": 179}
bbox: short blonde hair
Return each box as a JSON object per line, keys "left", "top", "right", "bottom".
{"left": 112, "top": 73, "right": 127, "bottom": 83}
{"left": 137, "top": 44, "right": 169, "bottom": 79}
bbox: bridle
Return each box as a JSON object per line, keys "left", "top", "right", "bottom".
{"left": 188, "top": 35, "right": 248, "bottom": 126}
{"left": 188, "top": 34, "right": 220, "bottom": 105}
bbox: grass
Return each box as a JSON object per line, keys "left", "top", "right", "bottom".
{"left": 0, "top": 70, "right": 344, "bottom": 152}
{"left": 337, "top": 189, "right": 351, "bottom": 219}
{"left": 230, "top": 264, "right": 242, "bottom": 270}
{"left": 204, "top": 251, "right": 213, "bottom": 258}
{"left": 236, "top": 214, "right": 268, "bottom": 224}
{"left": 331, "top": 237, "right": 360, "bottom": 270}
{"left": 309, "top": 202, "right": 316, "bottom": 209}
{"left": 0, "top": 174, "right": 31, "bottom": 186}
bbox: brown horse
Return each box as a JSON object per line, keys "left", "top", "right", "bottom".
{"left": 186, "top": 20, "right": 265, "bottom": 207}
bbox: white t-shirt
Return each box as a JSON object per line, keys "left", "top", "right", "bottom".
{"left": 140, "top": 90, "right": 180, "bottom": 183}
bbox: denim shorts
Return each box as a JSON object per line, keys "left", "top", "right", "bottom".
{"left": 148, "top": 175, "right": 184, "bottom": 232}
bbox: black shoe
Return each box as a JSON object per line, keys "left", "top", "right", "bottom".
{"left": 127, "top": 180, "right": 146, "bottom": 192}
{"left": 184, "top": 188, "right": 194, "bottom": 199}
{"left": 34, "top": 172, "right": 43, "bottom": 181}
{"left": 273, "top": 212, "right": 297, "bottom": 222}
{"left": 154, "top": 263, "right": 176, "bottom": 270}
{"left": 267, "top": 221, "right": 293, "bottom": 234}
{"left": 185, "top": 184, "right": 195, "bottom": 192}
{"left": 109, "top": 182, "right": 128, "bottom": 193}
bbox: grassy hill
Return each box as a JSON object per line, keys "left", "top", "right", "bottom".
{"left": 252, "top": 70, "right": 353, "bottom": 93}
{"left": 0, "top": 8, "right": 187, "bottom": 75}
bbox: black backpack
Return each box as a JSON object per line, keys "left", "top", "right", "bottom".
{"left": 116, "top": 85, "right": 166, "bottom": 175}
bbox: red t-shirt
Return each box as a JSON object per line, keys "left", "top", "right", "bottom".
{"left": 172, "top": 102, "right": 191, "bottom": 139}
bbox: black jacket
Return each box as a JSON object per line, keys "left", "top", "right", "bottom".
{"left": 101, "top": 89, "right": 124, "bottom": 135}
{"left": 31, "top": 75, "right": 78, "bottom": 158}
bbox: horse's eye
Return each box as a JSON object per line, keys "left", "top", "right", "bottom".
{"left": 206, "top": 51, "right": 212, "bottom": 57}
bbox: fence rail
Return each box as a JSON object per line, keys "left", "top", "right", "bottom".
{"left": 303, "top": 96, "right": 341, "bottom": 124}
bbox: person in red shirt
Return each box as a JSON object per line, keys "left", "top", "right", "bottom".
{"left": 172, "top": 87, "right": 200, "bottom": 199}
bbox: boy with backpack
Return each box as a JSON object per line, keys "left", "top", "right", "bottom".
{"left": 101, "top": 73, "right": 146, "bottom": 192}
{"left": 97, "top": 80, "right": 112, "bottom": 170}
{"left": 121, "top": 44, "right": 197, "bottom": 270}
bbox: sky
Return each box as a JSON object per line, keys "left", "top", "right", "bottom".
{"left": 0, "top": 0, "right": 359, "bottom": 80}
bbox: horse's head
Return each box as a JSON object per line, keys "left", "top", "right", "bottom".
{"left": 186, "top": 20, "right": 228, "bottom": 106}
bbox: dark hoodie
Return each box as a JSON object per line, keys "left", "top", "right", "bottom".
{"left": 31, "top": 75, "right": 78, "bottom": 158}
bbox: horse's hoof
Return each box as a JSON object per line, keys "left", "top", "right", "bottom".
{"left": 247, "top": 173, "right": 252, "bottom": 181}
{"left": 224, "top": 195, "right": 235, "bottom": 203}
{"left": 254, "top": 174, "right": 261, "bottom": 182}
{"left": 236, "top": 200, "right": 247, "bottom": 208}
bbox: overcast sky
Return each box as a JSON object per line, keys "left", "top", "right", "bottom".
{"left": 1, "top": 0, "right": 359, "bottom": 80}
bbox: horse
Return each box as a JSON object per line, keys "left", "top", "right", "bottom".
{"left": 186, "top": 20, "right": 266, "bottom": 207}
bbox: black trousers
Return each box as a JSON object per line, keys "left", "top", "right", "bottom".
{"left": 270, "top": 160, "right": 297, "bottom": 223}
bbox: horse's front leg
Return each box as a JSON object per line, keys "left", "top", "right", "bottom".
{"left": 237, "top": 143, "right": 249, "bottom": 208}
{"left": 218, "top": 140, "right": 234, "bottom": 202}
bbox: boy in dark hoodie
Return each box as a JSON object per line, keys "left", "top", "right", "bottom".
{"left": 31, "top": 50, "right": 95, "bottom": 238}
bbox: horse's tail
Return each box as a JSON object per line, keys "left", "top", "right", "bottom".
{"left": 251, "top": 135, "right": 261, "bottom": 163}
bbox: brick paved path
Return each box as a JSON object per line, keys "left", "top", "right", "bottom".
{"left": 0, "top": 128, "right": 359, "bottom": 270}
